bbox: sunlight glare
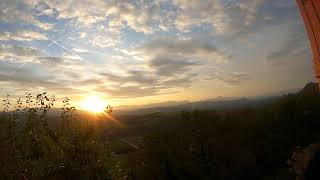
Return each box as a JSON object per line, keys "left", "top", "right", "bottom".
{"left": 80, "top": 96, "right": 106, "bottom": 113}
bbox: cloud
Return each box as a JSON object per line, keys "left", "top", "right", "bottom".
{"left": 96, "top": 65, "right": 198, "bottom": 98}
{"left": 0, "top": 61, "right": 87, "bottom": 96}
{"left": 100, "top": 70, "right": 157, "bottom": 85}
{"left": 0, "top": 29, "right": 47, "bottom": 41}
{"left": 140, "top": 37, "right": 228, "bottom": 63}
{"left": 96, "top": 85, "right": 159, "bottom": 98}
{"left": 0, "top": 44, "right": 44, "bottom": 62}
{"left": 266, "top": 29, "right": 309, "bottom": 66}
{"left": 89, "top": 36, "right": 228, "bottom": 98}
{"left": 0, "top": 0, "right": 309, "bottom": 102}
{"left": 0, "top": 44, "right": 76, "bottom": 68}
{"left": 237, "top": 0, "right": 263, "bottom": 26}
{"left": 91, "top": 28, "right": 122, "bottom": 48}
{"left": 72, "top": 48, "right": 90, "bottom": 53}
{"left": 44, "top": 0, "right": 108, "bottom": 25}
{"left": 172, "top": 0, "right": 230, "bottom": 34}
{"left": 37, "top": 56, "right": 69, "bottom": 67}
{"left": 34, "top": 1, "right": 55, "bottom": 16}
{"left": 91, "top": 37, "right": 226, "bottom": 97}
{"left": 206, "top": 72, "right": 250, "bottom": 85}
{"left": 0, "top": 0, "right": 54, "bottom": 30}
{"left": 142, "top": 37, "right": 223, "bottom": 61}
{"left": 149, "top": 55, "right": 200, "bottom": 76}
{"left": 106, "top": 1, "right": 161, "bottom": 34}
{"left": 0, "top": 61, "right": 55, "bottom": 85}
{"left": 126, "top": 70, "right": 157, "bottom": 84}
{"left": 136, "top": 37, "right": 227, "bottom": 84}
{"left": 159, "top": 74, "right": 195, "bottom": 88}
{"left": 42, "top": 0, "right": 161, "bottom": 34}
{"left": 0, "top": 0, "right": 264, "bottom": 37}
{"left": 94, "top": 73, "right": 196, "bottom": 98}
{"left": 225, "top": 0, "right": 299, "bottom": 40}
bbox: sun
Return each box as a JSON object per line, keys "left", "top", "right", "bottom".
{"left": 80, "top": 96, "right": 107, "bottom": 113}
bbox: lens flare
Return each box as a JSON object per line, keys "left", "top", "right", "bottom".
{"left": 80, "top": 96, "right": 106, "bottom": 113}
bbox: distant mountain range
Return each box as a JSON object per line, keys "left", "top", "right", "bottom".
{"left": 115, "top": 83, "right": 315, "bottom": 115}
{"left": 115, "top": 96, "right": 241, "bottom": 111}
{"left": 116, "top": 96, "right": 276, "bottom": 115}
{"left": 43, "top": 83, "right": 316, "bottom": 116}
{"left": 116, "top": 100, "right": 190, "bottom": 110}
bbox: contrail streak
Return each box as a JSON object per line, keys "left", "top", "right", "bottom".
{"left": 10, "top": 62, "right": 28, "bottom": 75}
{"left": 8, "top": 26, "right": 91, "bottom": 77}
{"left": 48, "top": 27, "right": 84, "bottom": 47}
{"left": 47, "top": 37, "right": 90, "bottom": 64}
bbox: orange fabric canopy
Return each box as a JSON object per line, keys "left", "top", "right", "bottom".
{"left": 297, "top": 0, "right": 320, "bottom": 81}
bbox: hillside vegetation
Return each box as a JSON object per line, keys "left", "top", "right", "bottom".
{"left": 1, "top": 83, "right": 320, "bottom": 179}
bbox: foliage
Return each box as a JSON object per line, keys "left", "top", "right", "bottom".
{"left": 127, "top": 83, "right": 320, "bottom": 180}
{"left": 0, "top": 83, "right": 319, "bottom": 180}
{"left": 0, "top": 93, "right": 112, "bottom": 180}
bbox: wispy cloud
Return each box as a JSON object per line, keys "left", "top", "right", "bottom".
{"left": 0, "top": 29, "right": 47, "bottom": 41}
{"left": 206, "top": 72, "right": 251, "bottom": 86}
{"left": 0, "top": 0, "right": 312, "bottom": 103}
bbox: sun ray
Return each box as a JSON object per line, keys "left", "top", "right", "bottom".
{"left": 103, "top": 112, "right": 125, "bottom": 128}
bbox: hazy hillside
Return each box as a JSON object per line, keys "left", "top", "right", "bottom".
{"left": 117, "top": 96, "right": 279, "bottom": 115}
{"left": 1, "top": 82, "right": 319, "bottom": 179}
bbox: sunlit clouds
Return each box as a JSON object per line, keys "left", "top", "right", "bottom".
{"left": 0, "top": 0, "right": 314, "bottom": 107}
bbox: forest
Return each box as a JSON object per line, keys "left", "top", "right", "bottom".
{"left": 0, "top": 82, "right": 320, "bottom": 180}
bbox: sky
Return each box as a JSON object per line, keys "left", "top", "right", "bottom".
{"left": 0, "top": 0, "right": 316, "bottom": 109}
